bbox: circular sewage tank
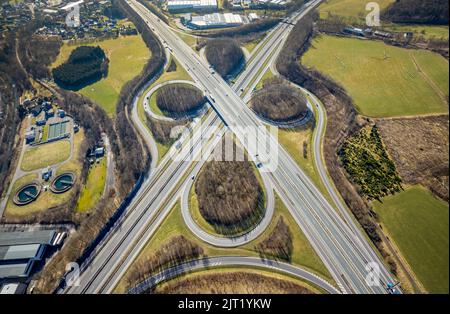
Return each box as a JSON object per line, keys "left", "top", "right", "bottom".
{"left": 13, "top": 183, "right": 41, "bottom": 206}
{"left": 50, "top": 173, "right": 75, "bottom": 194}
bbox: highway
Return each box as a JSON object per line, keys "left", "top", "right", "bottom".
{"left": 180, "top": 159, "right": 275, "bottom": 248}
{"left": 63, "top": 0, "right": 397, "bottom": 295}
{"left": 62, "top": 1, "right": 330, "bottom": 294}
{"left": 128, "top": 0, "right": 396, "bottom": 294}
{"left": 127, "top": 256, "right": 340, "bottom": 295}
{"left": 64, "top": 111, "right": 225, "bottom": 293}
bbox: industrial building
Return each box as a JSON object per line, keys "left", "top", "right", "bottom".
{"left": 167, "top": 0, "right": 218, "bottom": 13}
{"left": 256, "top": 0, "right": 288, "bottom": 6}
{"left": 0, "top": 230, "right": 64, "bottom": 280}
{"left": 183, "top": 12, "right": 252, "bottom": 29}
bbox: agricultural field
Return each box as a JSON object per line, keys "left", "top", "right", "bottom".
{"left": 318, "top": 0, "right": 394, "bottom": 22}
{"left": 301, "top": 35, "right": 449, "bottom": 117}
{"left": 52, "top": 35, "right": 150, "bottom": 116}
{"left": 318, "top": 0, "right": 449, "bottom": 41}
{"left": 21, "top": 140, "right": 71, "bottom": 172}
{"left": 113, "top": 197, "right": 333, "bottom": 293}
{"left": 371, "top": 185, "right": 449, "bottom": 293}
{"left": 377, "top": 115, "right": 449, "bottom": 202}
{"left": 76, "top": 158, "right": 107, "bottom": 213}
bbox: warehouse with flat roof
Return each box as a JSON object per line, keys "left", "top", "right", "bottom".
{"left": 184, "top": 12, "right": 249, "bottom": 29}
{"left": 0, "top": 230, "right": 59, "bottom": 279}
{"left": 167, "top": 0, "right": 218, "bottom": 13}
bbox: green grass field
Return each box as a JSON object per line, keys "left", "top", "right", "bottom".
{"left": 255, "top": 68, "right": 275, "bottom": 90}
{"left": 53, "top": 35, "right": 150, "bottom": 116}
{"left": 318, "top": 0, "right": 449, "bottom": 41}
{"left": 76, "top": 158, "right": 107, "bottom": 213}
{"left": 371, "top": 185, "right": 449, "bottom": 293}
{"left": 21, "top": 140, "right": 71, "bottom": 172}
{"left": 301, "top": 35, "right": 449, "bottom": 117}
{"left": 114, "top": 196, "right": 333, "bottom": 293}
{"left": 318, "top": 0, "right": 394, "bottom": 21}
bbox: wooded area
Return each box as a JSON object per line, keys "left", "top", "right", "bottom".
{"left": 195, "top": 161, "right": 264, "bottom": 235}
{"left": 383, "top": 0, "right": 449, "bottom": 25}
{"left": 339, "top": 125, "right": 403, "bottom": 201}
{"left": 31, "top": 0, "right": 167, "bottom": 292}
{"left": 53, "top": 46, "right": 108, "bottom": 90}
{"left": 255, "top": 217, "right": 293, "bottom": 262}
{"left": 205, "top": 38, "right": 244, "bottom": 78}
{"left": 156, "top": 84, "right": 206, "bottom": 117}
{"left": 251, "top": 77, "right": 308, "bottom": 122}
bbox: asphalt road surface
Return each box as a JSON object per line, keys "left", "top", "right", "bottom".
{"left": 128, "top": 0, "right": 396, "bottom": 294}
{"left": 128, "top": 256, "right": 340, "bottom": 295}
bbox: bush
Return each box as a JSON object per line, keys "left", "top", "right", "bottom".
{"left": 156, "top": 84, "right": 206, "bottom": 117}
{"left": 195, "top": 18, "right": 280, "bottom": 38}
{"left": 339, "top": 125, "right": 403, "bottom": 201}
{"left": 205, "top": 38, "right": 244, "bottom": 78}
{"left": 255, "top": 217, "right": 293, "bottom": 261}
{"left": 146, "top": 113, "right": 187, "bottom": 145}
{"left": 53, "top": 46, "right": 108, "bottom": 90}
{"left": 195, "top": 161, "right": 264, "bottom": 235}
{"left": 251, "top": 78, "right": 308, "bottom": 122}
{"left": 125, "top": 235, "right": 204, "bottom": 290}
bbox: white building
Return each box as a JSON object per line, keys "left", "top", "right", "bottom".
{"left": 185, "top": 12, "right": 253, "bottom": 29}
{"left": 167, "top": 0, "right": 218, "bottom": 13}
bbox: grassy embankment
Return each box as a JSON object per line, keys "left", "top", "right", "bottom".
{"left": 52, "top": 35, "right": 150, "bottom": 116}
{"left": 76, "top": 158, "right": 107, "bottom": 213}
{"left": 301, "top": 35, "right": 449, "bottom": 117}
{"left": 113, "top": 197, "right": 333, "bottom": 293}
{"left": 371, "top": 185, "right": 449, "bottom": 294}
